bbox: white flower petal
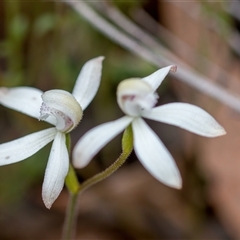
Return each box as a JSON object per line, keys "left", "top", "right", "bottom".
{"left": 0, "top": 128, "right": 57, "bottom": 166}
{"left": 132, "top": 118, "right": 182, "bottom": 189}
{"left": 0, "top": 87, "right": 43, "bottom": 119}
{"left": 141, "top": 65, "right": 174, "bottom": 91}
{"left": 72, "top": 56, "right": 104, "bottom": 110}
{"left": 0, "top": 87, "right": 56, "bottom": 125}
{"left": 73, "top": 116, "right": 133, "bottom": 168}
{"left": 42, "top": 131, "right": 69, "bottom": 209}
{"left": 142, "top": 103, "right": 226, "bottom": 137}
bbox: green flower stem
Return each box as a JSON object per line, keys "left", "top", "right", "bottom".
{"left": 62, "top": 126, "right": 133, "bottom": 239}
{"left": 65, "top": 134, "right": 80, "bottom": 194}
{"left": 61, "top": 191, "right": 79, "bottom": 240}
{"left": 62, "top": 134, "right": 80, "bottom": 240}
{"left": 79, "top": 125, "right": 133, "bottom": 193}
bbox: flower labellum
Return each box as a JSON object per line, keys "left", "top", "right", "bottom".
{"left": 117, "top": 78, "right": 158, "bottom": 117}
{"left": 40, "top": 90, "right": 83, "bottom": 133}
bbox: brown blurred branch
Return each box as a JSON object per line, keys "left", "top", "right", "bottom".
{"left": 64, "top": 0, "right": 240, "bottom": 113}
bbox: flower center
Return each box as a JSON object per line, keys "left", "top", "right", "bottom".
{"left": 40, "top": 89, "right": 83, "bottom": 133}
{"left": 117, "top": 79, "right": 158, "bottom": 117}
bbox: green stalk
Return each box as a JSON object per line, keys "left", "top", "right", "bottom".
{"left": 62, "top": 125, "right": 133, "bottom": 239}
{"left": 79, "top": 125, "right": 133, "bottom": 193}
{"left": 61, "top": 189, "right": 79, "bottom": 240}
{"left": 62, "top": 134, "right": 80, "bottom": 240}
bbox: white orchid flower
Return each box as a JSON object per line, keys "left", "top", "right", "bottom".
{"left": 73, "top": 66, "right": 226, "bottom": 189}
{"left": 0, "top": 56, "right": 104, "bottom": 208}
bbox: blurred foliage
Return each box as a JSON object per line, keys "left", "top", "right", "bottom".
{"left": 111, "top": 0, "right": 146, "bottom": 11}
{"left": 201, "top": 1, "right": 233, "bottom": 38}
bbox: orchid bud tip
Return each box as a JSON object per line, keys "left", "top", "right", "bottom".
{"left": 170, "top": 65, "right": 177, "bottom": 73}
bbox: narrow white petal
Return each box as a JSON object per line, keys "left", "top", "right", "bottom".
{"left": 0, "top": 87, "right": 56, "bottom": 125}
{"left": 72, "top": 56, "right": 104, "bottom": 110}
{"left": 42, "top": 132, "right": 69, "bottom": 209}
{"left": 142, "top": 103, "right": 226, "bottom": 137}
{"left": 141, "top": 65, "right": 174, "bottom": 91}
{"left": 73, "top": 116, "right": 133, "bottom": 168}
{"left": 0, "top": 87, "right": 43, "bottom": 119}
{"left": 0, "top": 128, "right": 57, "bottom": 166}
{"left": 132, "top": 118, "right": 182, "bottom": 189}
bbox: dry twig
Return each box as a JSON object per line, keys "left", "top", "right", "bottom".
{"left": 64, "top": 0, "right": 240, "bottom": 113}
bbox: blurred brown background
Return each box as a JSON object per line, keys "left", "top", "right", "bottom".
{"left": 0, "top": 1, "right": 240, "bottom": 239}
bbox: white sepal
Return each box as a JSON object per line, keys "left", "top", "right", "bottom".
{"left": 142, "top": 103, "right": 226, "bottom": 137}
{"left": 142, "top": 65, "right": 175, "bottom": 91}
{"left": 73, "top": 116, "right": 133, "bottom": 168}
{"left": 42, "top": 131, "right": 69, "bottom": 209}
{"left": 0, "top": 128, "right": 57, "bottom": 166}
{"left": 72, "top": 56, "right": 104, "bottom": 110}
{"left": 132, "top": 118, "right": 182, "bottom": 189}
{"left": 0, "top": 87, "right": 45, "bottom": 120}
{"left": 40, "top": 90, "right": 83, "bottom": 133}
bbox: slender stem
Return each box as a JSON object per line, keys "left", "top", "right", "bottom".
{"left": 79, "top": 125, "right": 133, "bottom": 193}
{"left": 62, "top": 192, "right": 79, "bottom": 240}
{"left": 62, "top": 125, "right": 133, "bottom": 239}
{"left": 64, "top": 134, "right": 80, "bottom": 195}
{"left": 62, "top": 134, "right": 80, "bottom": 240}
{"left": 80, "top": 148, "right": 131, "bottom": 192}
